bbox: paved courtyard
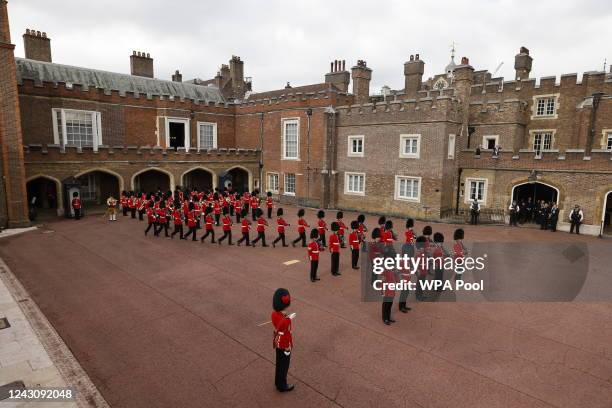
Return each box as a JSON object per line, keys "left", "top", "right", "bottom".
{"left": 0, "top": 208, "right": 611, "bottom": 408}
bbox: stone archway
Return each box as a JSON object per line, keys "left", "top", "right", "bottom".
{"left": 223, "top": 166, "right": 252, "bottom": 193}
{"left": 75, "top": 170, "right": 122, "bottom": 209}
{"left": 181, "top": 166, "right": 216, "bottom": 191}
{"left": 26, "top": 175, "right": 62, "bottom": 216}
{"left": 132, "top": 168, "right": 174, "bottom": 194}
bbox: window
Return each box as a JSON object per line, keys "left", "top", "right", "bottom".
{"left": 284, "top": 173, "right": 296, "bottom": 195}
{"left": 466, "top": 179, "right": 487, "bottom": 203}
{"left": 399, "top": 134, "right": 421, "bottom": 158}
{"left": 52, "top": 108, "right": 102, "bottom": 149}
{"left": 197, "top": 122, "right": 217, "bottom": 150}
{"left": 533, "top": 132, "right": 553, "bottom": 156}
{"left": 282, "top": 119, "right": 299, "bottom": 160}
{"left": 532, "top": 95, "right": 558, "bottom": 118}
{"left": 164, "top": 117, "right": 190, "bottom": 151}
{"left": 482, "top": 135, "right": 498, "bottom": 150}
{"left": 347, "top": 135, "right": 364, "bottom": 157}
{"left": 80, "top": 174, "right": 97, "bottom": 201}
{"left": 603, "top": 130, "right": 612, "bottom": 151}
{"left": 394, "top": 176, "right": 421, "bottom": 202}
{"left": 345, "top": 172, "right": 365, "bottom": 195}
{"left": 607, "top": 134, "right": 612, "bottom": 151}
{"left": 433, "top": 78, "right": 448, "bottom": 90}
{"left": 448, "top": 134, "right": 456, "bottom": 159}
{"left": 267, "top": 172, "right": 279, "bottom": 193}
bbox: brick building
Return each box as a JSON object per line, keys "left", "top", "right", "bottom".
{"left": 0, "top": 1, "right": 611, "bottom": 235}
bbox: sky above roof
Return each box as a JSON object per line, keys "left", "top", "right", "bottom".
{"left": 8, "top": 0, "right": 612, "bottom": 94}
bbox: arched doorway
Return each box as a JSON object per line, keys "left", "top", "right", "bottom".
{"left": 603, "top": 191, "right": 612, "bottom": 235}
{"left": 512, "top": 182, "right": 559, "bottom": 205}
{"left": 223, "top": 167, "right": 250, "bottom": 193}
{"left": 76, "top": 170, "right": 121, "bottom": 210}
{"left": 182, "top": 168, "right": 214, "bottom": 192}
{"left": 26, "top": 176, "right": 59, "bottom": 216}
{"left": 133, "top": 169, "right": 171, "bottom": 194}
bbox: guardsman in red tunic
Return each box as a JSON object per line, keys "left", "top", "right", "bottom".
{"left": 453, "top": 228, "right": 467, "bottom": 281}
{"left": 213, "top": 193, "right": 222, "bottom": 226}
{"left": 170, "top": 205, "right": 185, "bottom": 239}
{"left": 415, "top": 235, "right": 428, "bottom": 301}
{"left": 200, "top": 206, "right": 216, "bottom": 243}
{"left": 266, "top": 191, "right": 274, "bottom": 219}
{"left": 154, "top": 201, "right": 169, "bottom": 237}
{"left": 250, "top": 193, "right": 259, "bottom": 221}
{"left": 316, "top": 210, "right": 328, "bottom": 248}
{"left": 129, "top": 193, "right": 137, "bottom": 219}
{"left": 405, "top": 218, "right": 415, "bottom": 245}
{"left": 251, "top": 208, "right": 269, "bottom": 247}
{"left": 272, "top": 208, "right": 290, "bottom": 248}
{"left": 271, "top": 288, "right": 295, "bottom": 393}
{"left": 233, "top": 193, "right": 243, "bottom": 223}
{"left": 120, "top": 191, "right": 129, "bottom": 217}
{"left": 349, "top": 221, "right": 360, "bottom": 270}
{"left": 144, "top": 203, "right": 156, "bottom": 236}
{"left": 218, "top": 208, "right": 234, "bottom": 245}
{"left": 137, "top": 196, "right": 146, "bottom": 221}
{"left": 422, "top": 225, "right": 433, "bottom": 256}
{"left": 329, "top": 222, "right": 341, "bottom": 276}
{"left": 237, "top": 208, "right": 251, "bottom": 246}
{"left": 71, "top": 192, "right": 82, "bottom": 220}
{"left": 357, "top": 214, "right": 367, "bottom": 249}
{"left": 383, "top": 220, "right": 396, "bottom": 246}
{"left": 336, "top": 211, "right": 347, "bottom": 248}
{"left": 308, "top": 229, "right": 320, "bottom": 282}
{"left": 184, "top": 204, "right": 199, "bottom": 241}
{"left": 432, "top": 232, "right": 448, "bottom": 292}
{"left": 292, "top": 209, "right": 309, "bottom": 248}
{"left": 378, "top": 216, "right": 387, "bottom": 235}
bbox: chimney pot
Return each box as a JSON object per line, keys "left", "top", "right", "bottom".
{"left": 415, "top": 54, "right": 419, "bottom": 60}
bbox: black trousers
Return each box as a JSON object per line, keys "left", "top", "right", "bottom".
{"left": 235, "top": 212, "right": 241, "bottom": 223}
{"left": 310, "top": 260, "right": 318, "bottom": 281}
{"left": 292, "top": 232, "right": 306, "bottom": 247}
{"left": 252, "top": 208, "right": 257, "bottom": 221}
{"left": 398, "top": 286, "right": 410, "bottom": 309}
{"left": 570, "top": 221, "right": 580, "bottom": 234}
{"left": 130, "top": 208, "right": 136, "bottom": 218}
{"left": 219, "top": 230, "right": 233, "bottom": 245}
{"left": 382, "top": 298, "right": 393, "bottom": 322}
{"left": 470, "top": 211, "right": 479, "bottom": 225}
{"left": 73, "top": 208, "right": 81, "bottom": 220}
{"left": 415, "top": 275, "right": 427, "bottom": 299}
{"left": 122, "top": 206, "right": 128, "bottom": 216}
{"left": 184, "top": 226, "right": 198, "bottom": 241}
{"left": 319, "top": 232, "right": 326, "bottom": 248}
{"left": 171, "top": 224, "right": 184, "bottom": 239}
{"left": 201, "top": 229, "right": 215, "bottom": 243}
{"left": 273, "top": 233, "right": 286, "bottom": 246}
{"left": 237, "top": 232, "right": 250, "bottom": 246}
{"left": 331, "top": 252, "right": 340, "bottom": 275}
{"left": 229, "top": 206, "right": 234, "bottom": 216}
{"left": 138, "top": 209, "right": 145, "bottom": 221}
{"left": 351, "top": 248, "right": 359, "bottom": 268}
{"left": 145, "top": 222, "right": 154, "bottom": 235}
{"left": 252, "top": 231, "right": 267, "bottom": 246}
{"left": 267, "top": 207, "right": 272, "bottom": 219}
{"left": 214, "top": 213, "right": 221, "bottom": 226}
{"left": 434, "top": 267, "right": 444, "bottom": 292}
{"left": 155, "top": 223, "right": 169, "bottom": 237}
{"left": 550, "top": 219, "right": 558, "bottom": 232}
{"left": 275, "top": 348, "right": 291, "bottom": 391}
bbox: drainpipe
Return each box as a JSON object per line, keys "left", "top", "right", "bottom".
{"left": 455, "top": 167, "right": 462, "bottom": 215}
{"left": 258, "top": 112, "right": 264, "bottom": 192}
{"left": 306, "top": 108, "right": 312, "bottom": 205}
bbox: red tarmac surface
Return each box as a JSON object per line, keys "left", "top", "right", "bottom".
{"left": 1, "top": 208, "right": 612, "bottom": 408}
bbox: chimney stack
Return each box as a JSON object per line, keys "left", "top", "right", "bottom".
{"left": 229, "top": 55, "right": 246, "bottom": 99}
{"left": 514, "top": 46, "right": 532, "bottom": 80}
{"left": 130, "top": 51, "right": 154, "bottom": 78}
{"left": 23, "top": 29, "right": 51, "bottom": 62}
{"left": 172, "top": 70, "right": 182, "bottom": 82}
{"left": 351, "top": 60, "right": 372, "bottom": 104}
{"left": 404, "top": 54, "right": 424, "bottom": 96}
{"left": 325, "top": 59, "right": 350, "bottom": 92}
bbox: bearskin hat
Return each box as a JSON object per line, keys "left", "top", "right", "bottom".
{"left": 415, "top": 235, "right": 427, "bottom": 250}
{"left": 406, "top": 218, "right": 414, "bottom": 228}
{"left": 433, "top": 232, "right": 444, "bottom": 243}
{"left": 453, "top": 228, "right": 464, "bottom": 240}
{"left": 378, "top": 216, "right": 386, "bottom": 226}
{"left": 310, "top": 229, "right": 319, "bottom": 239}
{"left": 257, "top": 208, "right": 264, "bottom": 217}
{"left": 371, "top": 227, "right": 381, "bottom": 240}
{"left": 213, "top": 192, "right": 219, "bottom": 200}
{"left": 297, "top": 209, "right": 305, "bottom": 217}
{"left": 357, "top": 214, "right": 365, "bottom": 223}
{"left": 241, "top": 208, "right": 249, "bottom": 218}
{"left": 317, "top": 210, "right": 325, "bottom": 219}
{"left": 273, "top": 288, "right": 291, "bottom": 312}
{"left": 277, "top": 208, "right": 284, "bottom": 216}
{"left": 350, "top": 220, "right": 359, "bottom": 230}
{"left": 159, "top": 201, "right": 166, "bottom": 209}
{"left": 204, "top": 206, "right": 213, "bottom": 215}
{"left": 72, "top": 191, "right": 79, "bottom": 198}
{"left": 267, "top": 191, "right": 272, "bottom": 197}
{"left": 423, "top": 225, "right": 433, "bottom": 236}
{"left": 223, "top": 207, "right": 229, "bottom": 215}
{"left": 331, "top": 221, "right": 339, "bottom": 232}
{"left": 337, "top": 211, "right": 343, "bottom": 219}
{"left": 188, "top": 201, "right": 195, "bottom": 211}
{"left": 384, "top": 220, "right": 393, "bottom": 230}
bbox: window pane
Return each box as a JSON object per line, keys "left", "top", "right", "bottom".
{"left": 284, "top": 122, "right": 298, "bottom": 158}
{"left": 64, "top": 110, "right": 94, "bottom": 147}
{"left": 199, "top": 123, "right": 215, "bottom": 149}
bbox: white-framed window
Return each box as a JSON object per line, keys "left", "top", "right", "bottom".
{"left": 532, "top": 94, "right": 559, "bottom": 119}
{"left": 284, "top": 173, "right": 296, "bottom": 195}
{"left": 282, "top": 118, "right": 300, "bottom": 160}
{"left": 482, "top": 135, "right": 499, "bottom": 150}
{"left": 267, "top": 172, "right": 279, "bottom": 193}
{"left": 532, "top": 131, "right": 554, "bottom": 156}
{"left": 602, "top": 130, "right": 612, "bottom": 151}
{"left": 394, "top": 176, "right": 421, "bottom": 202}
{"left": 344, "top": 172, "right": 365, "bottom": 195}
{"left": 197, "top": 122, "right": 217, "bottom": 150}
{"left": 448, "top": 134, "right": 456, "bottom": 159}
{"left": 465, "top": 178, "right": 487, "bottom": 203}
{"left": 347, "top": 135, "right": 364, "bottom": 157}
{"left": 399, "top": 134, "right": 421, "bottom": 158}
{"left": 52, "top": 108, "right": 102, "bottom": 150}
{"left": 164, "top": 117, "right": 191, "bottom": 151}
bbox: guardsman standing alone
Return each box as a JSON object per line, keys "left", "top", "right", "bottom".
{"left": 71, "top": 192, "right": 82, "bottom": 220}
{"left": 266, "top": 191, "right": 274, "bottom": 219}
{"left": 106, "top": 195, "right": 117, "bottom": 222}
{"left": 272, "top": 288, "right": 295, "bottom": 393}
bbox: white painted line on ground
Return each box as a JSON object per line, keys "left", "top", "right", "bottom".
{"left": 283, "top": 260, "right": 300, "bottom": 266}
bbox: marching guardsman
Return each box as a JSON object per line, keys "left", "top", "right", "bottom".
{"left": 272, "top": 208, "right": 290, "bottom": 248}
{"left": 144, "top": 202, "right": 156, "bottom": 236}
{"left": 432, "top": 232, "right": 448, "bottom": 292}
{"left": 154, "top": 201, "right": 169, "bottom": 237}
{"left": 200, "top": 206, "right": 216, "bottom": 243}
{"left": 71, "top": 191, "right": 82, "bottom": 220}
{"left": 121, "top": 191, "right": 129, "bottom": 216}
{"left": 218, "top": 208, "right": 234, "bottom": 245}
{"left": 357, "top": 214, "right": 367, "bottom": 248}
{"left": 453, "top": 229, "right": 467, "bottom": 280}
{"left": 371, "top": 228, "right": 396, "bottom": 325}
{"left": 106, "top": 195, "right": 117, "bottom": 222}
{"left": 234, "top": 193, "right": 243, "bottom": 223}
{"left": 184, "top": 204, "right": 200, "bottom": 241}
{"left": 271, "top": 288, "right": 295, "bottom": 393}
{"left": 336, "top": 212, "right": 347, "bottom": 248}
{"left": 266, "top": 191, "right": 274, "bottom": 219}
{"left": 129, "top": 193, "right": 137, "bottom": 219}
{"left": 414, "top": 236, "right": 428, "bottom": 301}
{"left": 250, "top": 191, "right": 260, "bottom": 221}
{"left": 292, "top": 209, "right": 309, "bottom": 248}
{"left": 171, "top": 203, "right": 185, "bottom": 239}
{"left": 383, "top": 220, "right": 396, "bottom": 245}
{"left": 308, "top": 229, "right": 320, "bottom": 282}
{"left": 422, "top": 225, "right": 433, "bottom": 256}
{"left": 213, "top": 193, "right": 222, "bottom": 226}
{"left": 329, "top": 222, "right": 341, "bottom": 276}
{"left": 251, "top": 208, "right": 269, "bottom": 247}
{"left": 137, "top": 195, "right": 146, "bottom": 221}
{"left": 405, "top": 218, "right": 415, "bottom": 244}
{"left": 316, "top": 210, "right": 328, "bottom": 249}
{"left": 348, "top": 221, "right": 360, "bottom": 269}
{"left": 378, "top": 216, "right": 387, "bottom": 234}
{"left": 237, "top": 208, "right": 251, "bottom": 246}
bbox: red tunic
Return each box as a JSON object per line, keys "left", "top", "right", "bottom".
{"left": 276, "top": 217, "right": 288, "bottom": 234}
{"left": 266, "top": 197, "right": 273, "bottom": 209}
{"left": 317, "top": 219, "right": 326, "bottom": 235}
{"left": 348, "top": 231, "right": 360, "bottom": 250}
{"left": 222, "top": 215, "right": 232, "bottom": 231}
{"left": 71, "top": 198, "right": 81, "bottom": 209}
{"left": 405, "top": 229, "right": 415, "bottom": 244}
{"left": 250, "top": 197, "right": 259, "bottom": 209}
{"left": 329, "top": 234, "right": 340, "bottom": 253}
{"left": 337, "top": 220, "right": 347, "bottom": 236}
{"left": 146, "top": 208, "right": 156, "bottom": 224}
{"left": 240, "top": 219, "right": 250, "bottom": 233}
{"left": 213, "top": 202, "right": 221, "bottom": 215}
{"left": 173, "top": 210, "right": 182, "bottom": 225}
{"left": 308, "top": 241, "right": 320, "bottom": 261}
{"left": 453, "top": 242, "right": 465, "bottom": 259}
{"left": 297, "top": 218, "right": 309, "bottom": 234}
{"left": 256, "top": 217, "right": 266, "bottom": 232}
{"left": 205, "top": 215, "right": 214, "bottom": 231}
{"left": 187, "top": 212, "right": 197, "bottom": 228}
{"left": 382, "top": 230, "right": 395, "bottom": 245}
{"left": 271, "top": 311, "right": 293, "bottom": 350}
{"left": 156, "top": 208, "right": 166, "bottom": 223}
